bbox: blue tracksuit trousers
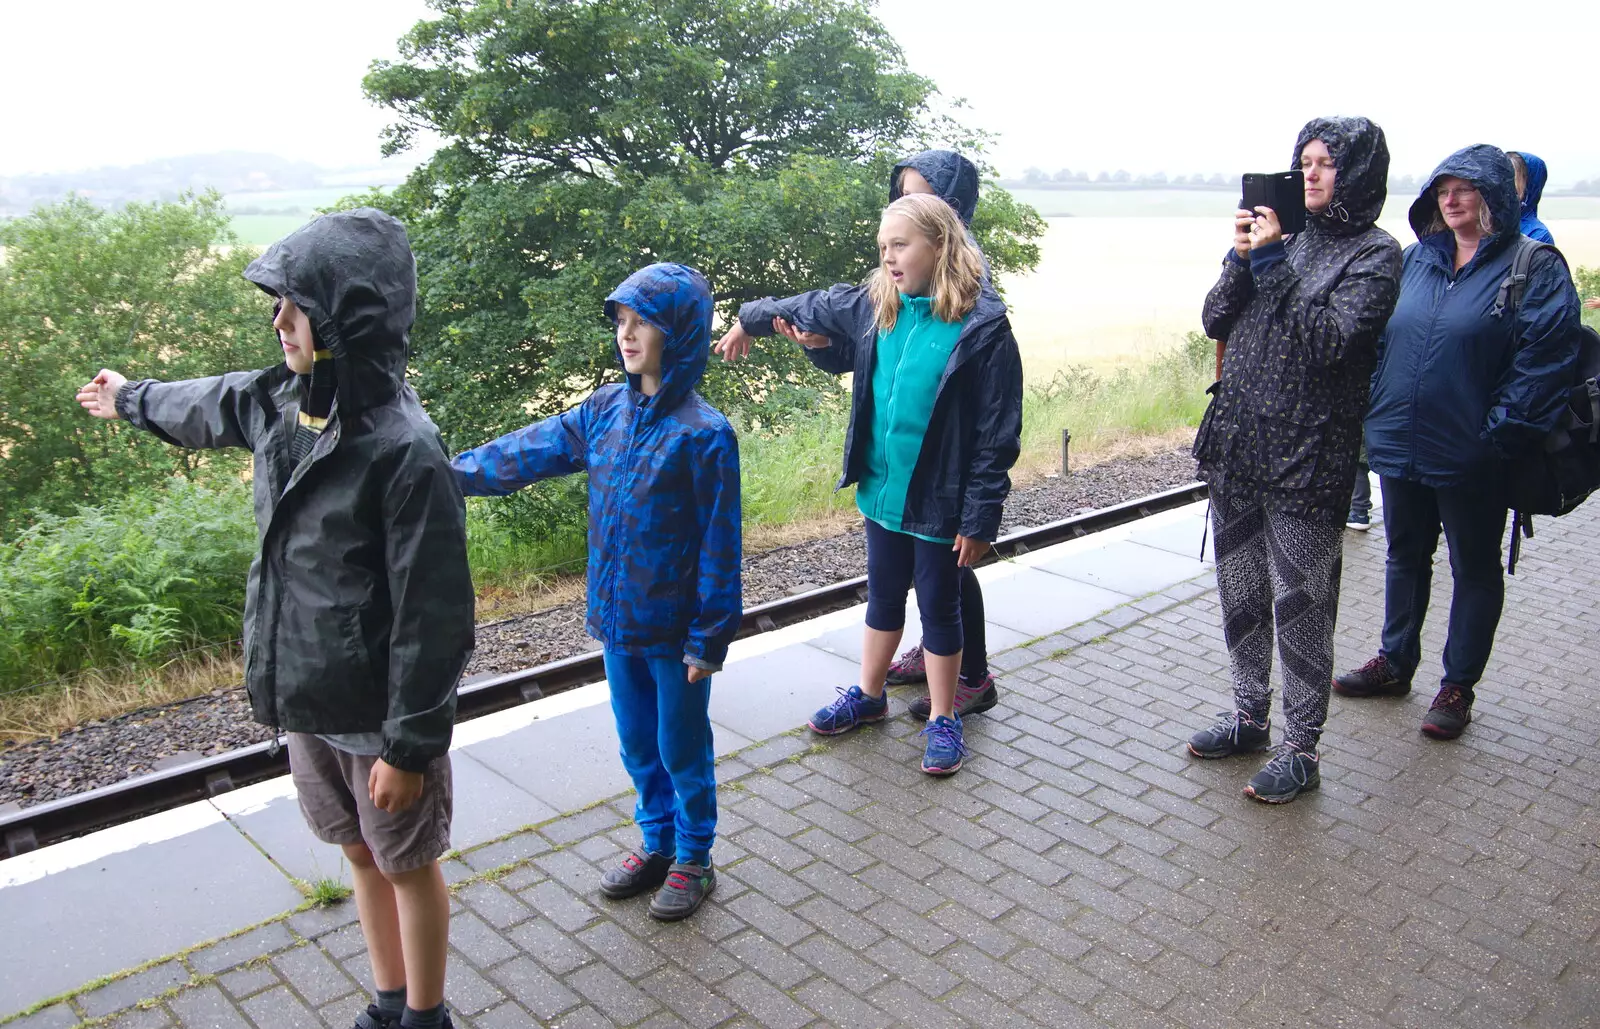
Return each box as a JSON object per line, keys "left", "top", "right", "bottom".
{"left": 603, "top": 650, "right": 717, "bottom": 865}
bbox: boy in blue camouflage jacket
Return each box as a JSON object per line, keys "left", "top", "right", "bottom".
{"left": 451, "top": 263, "right": 740, "bottom": 920}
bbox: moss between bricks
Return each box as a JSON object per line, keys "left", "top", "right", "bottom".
{"left": 0, "top": 910, "right": 302, "bottom": 1027}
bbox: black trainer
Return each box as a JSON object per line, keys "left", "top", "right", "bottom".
{"left": 1421, "top": 683, "right": 1473, "bottom": 740}
{"left": 1333, "top": 654, "right": 1410, "bottom": 697}
{"left": 648, "top": 862, "right": 715, "bottom": 921}
{"left": 351, "top": 1005, "right": 396, "bottom": 1029}
{"left": 599, "top": 847, "right": 672, "bottom": 899}
{"left": 1187, "top": 710, "right": 1271, "bottom": 759}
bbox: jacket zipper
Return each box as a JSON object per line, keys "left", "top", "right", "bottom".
{"left": 1406, "top": 254, "right": 1453, "bottom": 481}
{"left": 608, "top": 398, "right": 642, "bottom": 642}
{"left": 259, "top": 404, "right": 342, "bottom": 739}
{"left": 877, "top": 304, "right": 925, "bottom": 522}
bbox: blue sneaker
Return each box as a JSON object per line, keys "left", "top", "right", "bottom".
{"left": 1187, "top": 710, "right": 1271, "bottom": 759}
{"left": 1243, "top": 747, "right": 1321, "bottom": 804}
{"left": 919, "top": 715, "right": 967, "bottom": 776}
{"left": 808, "top": 685, "right": 888, "bottom": 735}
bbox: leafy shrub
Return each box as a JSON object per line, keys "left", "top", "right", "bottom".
{"left": 0, "top": 194, "right": 271, "bottom": 533}
{"left": 0, "top": 479, "right": 255, "bottom": 692}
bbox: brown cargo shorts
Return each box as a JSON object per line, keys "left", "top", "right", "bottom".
{"left": 287, "top": 733, "right": 453, "bottom": 875}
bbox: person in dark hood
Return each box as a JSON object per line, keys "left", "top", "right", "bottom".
{"left": 716, "top": 192, "right": 1023, "bottom": 780}
{"left": 1336, "top": 146, "right": 1581, "bottom": 740}
{"left": 1508, "top": 151, "right": 1555, "bottom": 244}
{"left": 76, "top": 208, "right": 475, "bottom": 1029}
{"left": 1190, "top": 117, "right": 1402, "bottom": 803}
{"left": 781, "top": 149, "right": 1004, "bottom": 724}
{"left": 890, "top": 150, "right": 981, "bottom": 226}
{"left": 453, "top": 263, "right": 741, "bottom": 922}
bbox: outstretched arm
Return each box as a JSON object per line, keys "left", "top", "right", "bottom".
{"left": 451, "top": 404, "right": 589, "bottom": 496}
{"left": 715, "top": 284, "right": 874, "bottom": 375}
{"left": 78, "top": 368, "right": 271, "bottom": 450}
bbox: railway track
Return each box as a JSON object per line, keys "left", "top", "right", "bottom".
{"left": 0, "top": 482, "right": 1208, "bottom": 857}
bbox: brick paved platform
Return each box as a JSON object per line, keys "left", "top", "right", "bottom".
{"left": 6, "top": 492, "right": 1599, "bottom": 1029}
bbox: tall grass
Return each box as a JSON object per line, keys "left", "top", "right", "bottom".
{"left": 1019, "top": 332, "right": 1211, "bottom": 471}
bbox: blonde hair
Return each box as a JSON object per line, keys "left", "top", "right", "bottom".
{"left": 1508, "top": 152, "right": 1528, "bottom": 200}
{"left": 867, "top": 193, "right": 985, "bottom": 331}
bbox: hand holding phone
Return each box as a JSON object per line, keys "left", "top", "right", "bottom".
{"left": 1239, "top": 171, "right": 1307, "bottom": 235}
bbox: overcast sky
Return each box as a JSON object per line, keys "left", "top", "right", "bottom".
{"left": 3, "top": 0, "right": 1596, "bottom": 183}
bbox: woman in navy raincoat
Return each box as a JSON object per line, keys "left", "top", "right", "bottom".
{"left": 1335, "top": 145, "right": 1581, "bottom": 739}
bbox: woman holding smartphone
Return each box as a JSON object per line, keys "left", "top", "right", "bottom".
{"left": 1188, "top": 117, "right": 1403, "bottom": 803}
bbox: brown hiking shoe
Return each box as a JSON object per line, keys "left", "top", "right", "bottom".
{"left": 1421, "top": 684, "right": 1473, "bottom": 740}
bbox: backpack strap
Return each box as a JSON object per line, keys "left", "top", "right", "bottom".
{"left": 1507, "top": 510, "right": 1535, "bottom": 575}
{"left": 1491, "top": 236, "right": 1550, "bottom": 321}
{"left": 1586, "top": 378, "right": 1600, "bottom": 445}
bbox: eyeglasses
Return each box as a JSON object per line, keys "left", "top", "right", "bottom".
{"left": 1435, "top": 185, "right": 1478, "bottom": 201}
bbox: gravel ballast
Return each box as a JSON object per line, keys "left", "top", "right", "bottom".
{"left": 0, "top": 446, "right": 1199, "bottom": 809}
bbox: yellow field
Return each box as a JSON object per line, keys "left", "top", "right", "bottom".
{"left": 1005, "top": 217, "right": 1600, "bottom": 377}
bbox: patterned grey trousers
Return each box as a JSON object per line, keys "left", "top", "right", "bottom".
{"left": 1211, "top": 492, "right": 1345, "bottom": 753}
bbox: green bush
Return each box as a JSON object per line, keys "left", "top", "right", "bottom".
{"left": 1575, "top": 264, "right": 1599, "bottom": 304}
{"left": 0, "top": 480, "right": 256, "bottom": 692}
{"left": 1579, "top": 266, "right": 1599, "bottom": 334}
{"left": 0, "top": 193, "right": 272, "bottom": 534}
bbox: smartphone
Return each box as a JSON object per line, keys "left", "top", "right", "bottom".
{"left": 1240, "top": 171, "right": 1307, "bottom": 235}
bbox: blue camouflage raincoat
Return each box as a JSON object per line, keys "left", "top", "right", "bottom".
{"left": 452, "top": 264, "right": 743, "bottom": 670}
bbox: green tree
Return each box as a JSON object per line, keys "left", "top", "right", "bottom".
{"left": 361, "top": 0, "right": 1044, "bottom": 449}
{"left": 0, "top": 193, "right": 271, "bottom": 532}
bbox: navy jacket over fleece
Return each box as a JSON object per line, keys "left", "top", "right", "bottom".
{"left": 740, "top": 286, "right": 1022, "bottom": 543}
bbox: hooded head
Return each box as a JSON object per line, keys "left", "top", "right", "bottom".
{"left": 1510, "top": 150, "right": 1549, "bottom": 217}
{"left": 244, "top": 208, "right": 417, "bottom": 414}
{"left": 603, "top": 263, "right": 713, "bottom": 416}
{"left": 1407, "top": 144, "right": 1521, "bottom": 254}
{"left": 890, "top": 150, "right": 981, "bottom": 227}
{"left": 1292, "top": 117, "right": 1390, "bottom": 234}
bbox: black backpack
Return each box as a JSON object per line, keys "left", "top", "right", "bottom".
{"left": 1494, "top": 236, "right": 1600, "bottom": 572}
